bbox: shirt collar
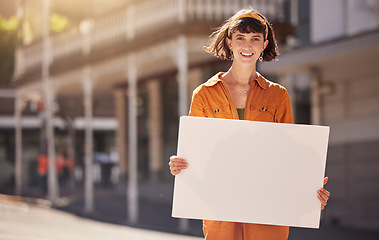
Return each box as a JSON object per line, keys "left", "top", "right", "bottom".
{"left": 204, "top": 72, "right": 268, "bottom": 90}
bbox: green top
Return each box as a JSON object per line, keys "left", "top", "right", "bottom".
{"left": 237, "top": 108, "right": 245, "bottom": 120}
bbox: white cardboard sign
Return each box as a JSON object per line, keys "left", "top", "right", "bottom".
{"left": 172, "top": 116, "right": 329, "bottom": 229}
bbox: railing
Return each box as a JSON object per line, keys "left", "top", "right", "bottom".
{"left": 52, "top": 28, "right": 82, "bottom": 61}
{"left": 18, "top": 0, "right": 288, "bottom": 76}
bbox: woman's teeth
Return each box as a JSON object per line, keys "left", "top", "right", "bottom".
{"left": 241, "top": 53, "right": 253, "bottom": 56}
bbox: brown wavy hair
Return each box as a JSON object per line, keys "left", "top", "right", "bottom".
{"left": 204, "top": 8, "right": 279, "bottom": 61}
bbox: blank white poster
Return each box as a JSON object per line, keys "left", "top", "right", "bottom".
{"left": 172, "top": 116, "right": 330, "bottom": 229}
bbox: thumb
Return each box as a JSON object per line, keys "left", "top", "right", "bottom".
{"left": 323, "top": 177, "right": 329, "bottom": 186}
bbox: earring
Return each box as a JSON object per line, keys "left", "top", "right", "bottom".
{"left": 230, "top": 50, "right": 234, "bottom": 60}
{"left": 259, "top": 52, "right": 264, "bottom": 62}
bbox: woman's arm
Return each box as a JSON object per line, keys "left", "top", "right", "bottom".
{"left": 275, "top": 88, "right": 294, "bottom": 124}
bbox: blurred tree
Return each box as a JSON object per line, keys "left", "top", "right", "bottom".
{"left": 50, "top": 13, "right": 69, "bottom": 33}
{"left": 0, "top": 15, "right": 18, "bottom": 87}
{"left": 0, "top": 13, "right": 69, "bottom": 88}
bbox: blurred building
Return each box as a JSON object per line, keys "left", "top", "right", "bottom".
{"left": 260, "top": 0, "right": 379, "bottom": 231}
{"left": 9, "top": 0, "right": 294, "bottom": 192}
{"left": 3, "top": 0, "right": 378, "bottom": 232}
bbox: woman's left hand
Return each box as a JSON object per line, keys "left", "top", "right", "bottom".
{"left": 318, "top": 177, "right": 330, "bottom": 210}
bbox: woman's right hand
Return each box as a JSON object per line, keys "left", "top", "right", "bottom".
{"left": 169, "top": 155, "right": 188, "bottom": 176}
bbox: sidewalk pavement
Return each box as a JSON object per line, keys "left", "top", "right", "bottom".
{"left": 56, "top": 181, "right": 205, "bottom": 236}
{"left": 0, "top": 195, "right": 202, "bottom": 240}
{"left": 3, "top": 181, "right": 379, "bottom": 240}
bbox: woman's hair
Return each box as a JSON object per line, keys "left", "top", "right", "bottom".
{"left": 204, "top": 8, "right": 279, "bottom": 61}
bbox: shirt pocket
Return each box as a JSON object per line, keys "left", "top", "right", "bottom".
{"left": 248, "top": 103, "right": 277, "bottom": 122}
{"left": 203, "top": 102, "right": 232, "bottom": 119}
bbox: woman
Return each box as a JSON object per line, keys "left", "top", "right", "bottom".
{"left": 169, "top": 8, "right": 330, "bottom": 240}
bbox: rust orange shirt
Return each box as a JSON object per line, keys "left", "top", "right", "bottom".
{"left": 188, "top": 72, "right": 293, "bottom": 240}
{"left": 190, "top": 72, "right": 293, "bottom": 124}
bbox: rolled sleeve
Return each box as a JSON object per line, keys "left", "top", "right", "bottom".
{"left": 275, "top": 89, "right": 294, "bottom": 124}
{"left": 189, "top": 90, "right": 206, "bottom": 117}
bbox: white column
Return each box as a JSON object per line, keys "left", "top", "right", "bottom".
{"left": 83, "top": 67, "right": 94, "bottom": 213}
{"left": 311, "top": 68, "right": 322, "bottom": 125}
{"left": 127, "top": 55, "right": 138, "bottom": 225}
{"left": 15, "top": 92, "right": 23, "bottom": 195}
{"left": 15, "top": 0, "right": 24, "bottom": 77}
{"left": 310, "top": 68, "right": 333, "bottom": 125}
{"left": 147, "top": 80, "right": 163, "bottom": 181}
{"left": 178, "top": 0, "right": 186, "bottom": 24}
{"left": 81, "top": 24, "right": 92, "bottom": 55}
{"left": 176, "top": 35, "right": 190, "bottom": 233}
{"left": 126, "top": 6, "right": 135, "bottom": 41}
{"left": 176, "top": 35, "right": 189, "bottom": 117}
{"left": 114, "top": 88, "right": 128, "bottom": 182}
{"left": 43, "top": 0, "right": 59, "bottom": 203}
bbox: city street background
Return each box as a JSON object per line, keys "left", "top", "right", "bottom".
{"left": 1, "top": 0, "right": 379, "bottom": 239}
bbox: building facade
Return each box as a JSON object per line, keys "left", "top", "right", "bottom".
{"left": 260, "top": 0, "right": 379, "bottom": 231}
{"left": 10, "top": 0, "right": 295, "bottom": 224}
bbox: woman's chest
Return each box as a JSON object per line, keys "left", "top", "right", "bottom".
{"left": 228, "top": 86, "right": 248, "bottom": 108}
{"left": 202, "top": 88, "right": 279, "bottom": 122}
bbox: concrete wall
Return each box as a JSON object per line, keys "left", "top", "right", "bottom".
{"left": 311, "top": 0, "right": 379, "bottom": 43}
{"left": 321, "top": 60, "right": 379, "bottom": 230}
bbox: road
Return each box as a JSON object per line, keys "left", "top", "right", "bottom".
{"left": 0, "top": 198, "right": 202, "bottom": 240}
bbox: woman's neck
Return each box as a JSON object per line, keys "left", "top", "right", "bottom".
{"left": 228, "top": 64, "right": 257, "bottom": 84}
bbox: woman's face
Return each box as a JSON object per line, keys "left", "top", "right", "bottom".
{"left": 226, "top": 30, "right": 268, "bottom": 66}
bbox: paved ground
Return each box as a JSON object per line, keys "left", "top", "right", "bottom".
{"left": 0, "top": 197, "right": 202, "bottom": 240}
{"left": 2, "top": 182, "right": 379, "bottom": 240}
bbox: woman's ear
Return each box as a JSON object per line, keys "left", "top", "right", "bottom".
{"left": 263, "top": 39, "right": 269, "bottom": 50}
{"left": 226, "top": 37, "right": 232, "bottom": 51}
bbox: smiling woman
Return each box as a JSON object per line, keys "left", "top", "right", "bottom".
{"left": 168, "top": 7, "right": 330, "bottom": 240}
{"left": 204, "top": 8, "right": 278, "bottom": 62}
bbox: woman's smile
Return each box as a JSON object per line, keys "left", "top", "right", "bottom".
{"left": 240, "top": 52, "right": 254, "bottom": 57}
{"left": 241, "top": 52, "right": 254, "bottom": 58}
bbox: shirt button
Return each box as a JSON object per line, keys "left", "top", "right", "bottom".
{"left": 262, "top": 107, "right": 267, "bottom": 111}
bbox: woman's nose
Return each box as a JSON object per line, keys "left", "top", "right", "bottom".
{"left": 243, "top": 41, "right": 253, "bottom": 48}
